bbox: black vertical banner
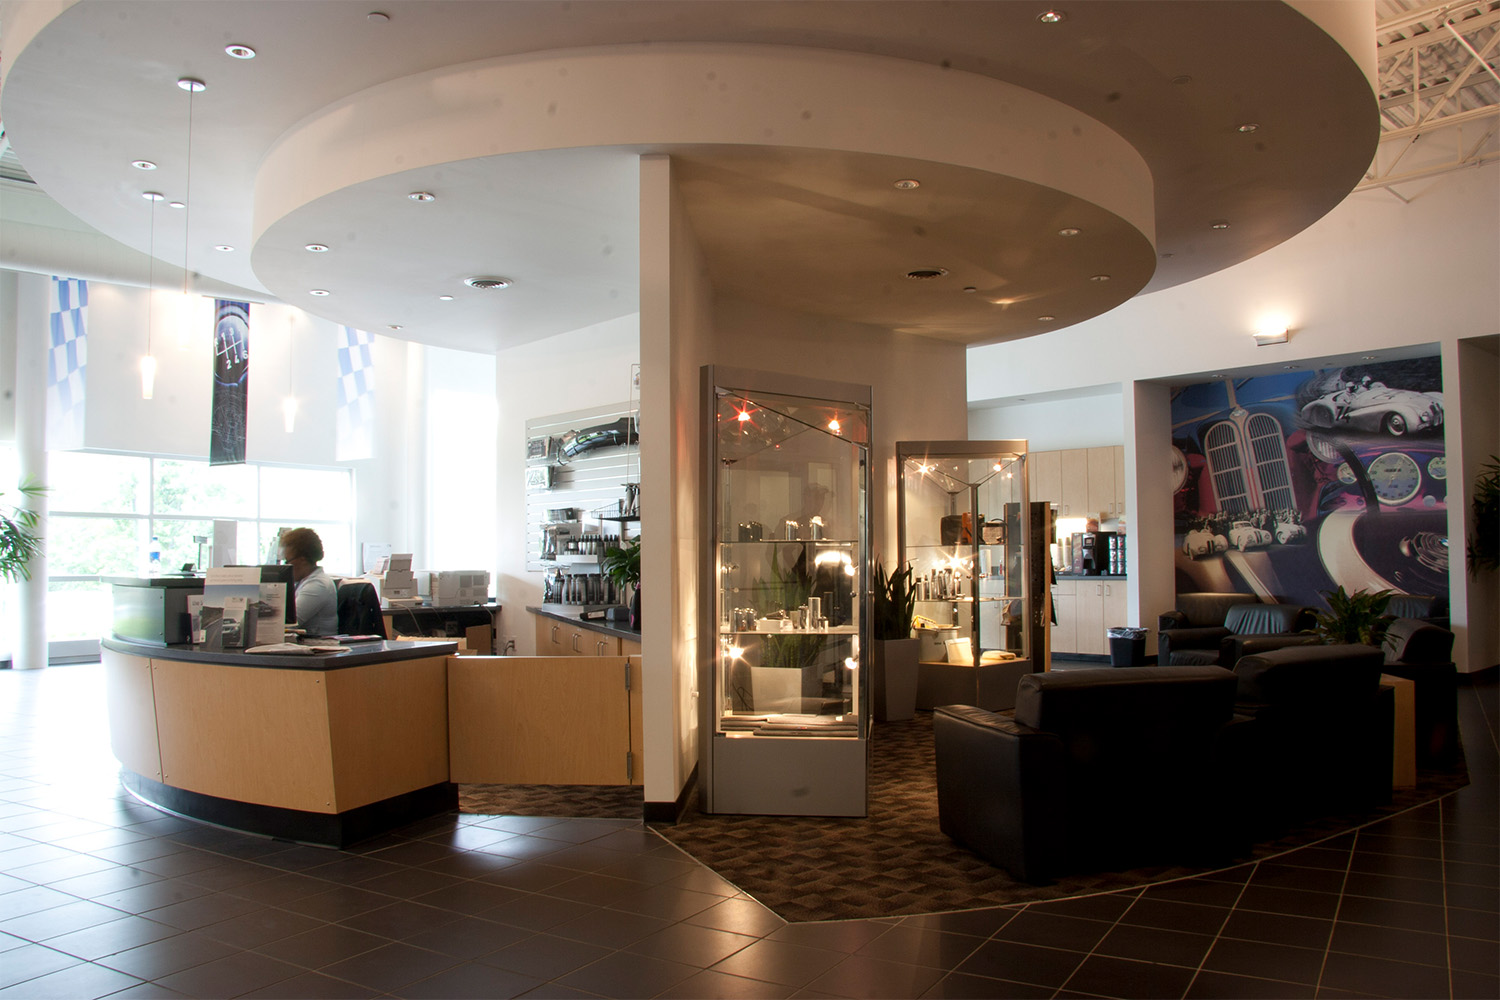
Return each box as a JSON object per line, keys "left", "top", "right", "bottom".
{"left": 210, "top": 299, "right": 250, "bottom": 465}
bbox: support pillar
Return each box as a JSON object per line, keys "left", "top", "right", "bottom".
{"left": 13, "top": 272, "right": 50, "bottom": 669}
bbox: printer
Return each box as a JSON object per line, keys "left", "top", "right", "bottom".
{"left": 419, "top": 570, "right": 490, "bottom": 606}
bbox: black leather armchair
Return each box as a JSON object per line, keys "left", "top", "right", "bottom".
{"left": 1384, "top": 594, "right": 1450, "bottom": 630}
{"left": 1159, "top": 597, "right": 1315, "bottom": 666}
{"left": 1157, "top": 593, "right": 1255, "bottom": 661}
{"left": 934, "top": 665, "right": 1239, "bottom": 883}
{"left": 1381, "top": 618, "right": 1458, "bottom": 767}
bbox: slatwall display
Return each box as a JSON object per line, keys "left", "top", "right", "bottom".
{"left": 525, "top": 400, "right": 639, "bottom": 572}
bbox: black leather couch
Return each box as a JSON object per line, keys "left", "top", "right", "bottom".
{"left": 1380, "top": 618, "right": 1459, "bottom": 767}
{"left": 934, "top": 665, "right": 1240, "bottom": 883}
{"left": 1231, "top": 643, "right": 1394, "bottom": 827}
{"left": 1159, "top": 599, "right": 1316, "bottom": 667}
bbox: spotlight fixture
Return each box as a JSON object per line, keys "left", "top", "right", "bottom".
{"left": 368, "top": 11, "right": 391, "bottom": 22}
{"left": 388, "top": 324, "right": 403, "bottom": 331}
{"left": 438, "top": 294, "right": 454, "bottom": 301}
{"left": 1360, "top": 354, "right": 1378, "bottom": 361}
{"left": 1210, "top": 219, "right": 1231, "bottom": 230}
{"left": 132, "top": 160, "right": 157, "bottom": 171}
{"left": 408, "top": 191, "right": 436, "bottom": 202}
{"left": 309, "top": 289, "right": 330, "bottom": 296}
{"left": 1037, "top": 9, "right": 1067, "bottom": 23}
{"left": 176, "top": 77, "right": 206, "bottom": 93}
{"left": 168, "top": 201, "right": 185, "bottom": 209}
{"left": 1237, "top": 123, "right": 1260, "bottom": 133}
{"left": 1211, "top": 374, "right": 1226, "bottom": 379}
{"left": 1057, "top": 227, "right": 1080, "bottom": 237}
{"left": 142, "top": 191, "right": 165, "bottom": 202}
{"left": 893, "top": 178, "right": 920, "bottom": 190}
{"left": 1038, "top": 315, "right": 1056, "bottom": 322}
{"left": 224, "top": 44, "right": 256, "bottom": 59}
{"left": 1089, "top": 274, "right": 1111, "bottom": 282}
{"left": 304, "top": 243, "right": 330, "bottom": 252}
{"left": 963, "top": 286, "right": 977, "bottom": 293}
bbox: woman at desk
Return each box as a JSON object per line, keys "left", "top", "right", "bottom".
{"left": 280, "top": 527, "right": 338, "bottom": 635}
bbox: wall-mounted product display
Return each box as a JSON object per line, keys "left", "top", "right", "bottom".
{"left": 700, "top": 366, "right": 871, "bottom": 817}
{"left": 897, "top": 441, "right": 1034, "bottom": 709}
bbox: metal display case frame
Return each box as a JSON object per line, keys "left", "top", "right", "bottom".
{"left": 897, "top": 440, "right": 1035, "bottom": 711}
{"left": 699, "top": 365, "right": 872, "bottom": 817}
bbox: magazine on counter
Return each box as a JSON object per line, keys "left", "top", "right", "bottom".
{"left": 201, "top": 567, "right": 286, "bottom": 646}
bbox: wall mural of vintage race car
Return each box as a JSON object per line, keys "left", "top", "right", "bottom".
{"left": 1299, "top": 377, "right": 1443, "bottom": 436}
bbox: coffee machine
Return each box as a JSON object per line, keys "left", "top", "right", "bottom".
{"left": 1071, "top": 531, "right": 1118, "bottom": 575}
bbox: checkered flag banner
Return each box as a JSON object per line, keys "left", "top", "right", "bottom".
{"left": 335, "top": 325, "right": 375, "bottom": 461}
{"left": 47, "top": 277, "right": 88, "bottom": 450}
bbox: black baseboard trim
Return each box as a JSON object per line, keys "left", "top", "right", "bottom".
{"left": 122, "top": 772, "right": 457, "bottom": 848}
{"left": 1459, "top": 663, "right": 1498, "bottom": 684}
{"left": 643, "top": 763, "right": 698, "bottom": 825}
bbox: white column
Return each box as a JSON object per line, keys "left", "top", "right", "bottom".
{"left": 13, "top": 272, "right": 50, "bottom": 669}
{"left": 1123, "top": 381, "right": 1175, "bottom": 657}
{"left": 403, "top": 341, "right": 427, "bottom": 565}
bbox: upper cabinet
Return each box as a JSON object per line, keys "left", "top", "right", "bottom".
{"left": 1032, "top": 445, "right": 1126, "bottom": 520}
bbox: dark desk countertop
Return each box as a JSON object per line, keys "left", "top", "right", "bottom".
{"left": 102, "top": 636, "right": 459, "bottom": 671}
{"left": 1055, "top": 573, "right": 1129, "bottom": 581}
{"left": 527, "top": 605, "right": 642, "bottom": 643}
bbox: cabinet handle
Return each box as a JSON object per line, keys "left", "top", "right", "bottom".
{"left": 571, "top": 633, "right": 581, "bottom": 652}
{"left": 1105, "top": 584, "right": 1112, "bottom": 597}
{"left": 550, "top": 624, "right": 559, "bottom": 643}
{"left": 597, "top": 640, "right": 607, "bottom": 656}
{"left": 1096, "top": 584, "right": 1103, "bottom": 596}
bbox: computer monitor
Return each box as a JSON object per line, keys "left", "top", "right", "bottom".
{"left": 230, "top": 564, "right": 296, "bottom": 624}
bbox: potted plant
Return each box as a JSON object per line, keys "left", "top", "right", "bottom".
{"left": 601, "top": 535, "right": 642, "bottom": 630}
{"left": 1314, "top": 585, "right": 1395, "bottom": 649}
{"left": 871, "top": 559, "right": 919, "bottom": 722}
{"left": 1, "top": 481, "right": 45, "bottom": 583}
{"left": 1468, "top": 454, "right": 1498, "bottom": 572}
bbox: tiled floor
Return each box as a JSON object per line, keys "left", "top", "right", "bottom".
{"left": 1, "top": 662, "right": 1495, "bottom": 999}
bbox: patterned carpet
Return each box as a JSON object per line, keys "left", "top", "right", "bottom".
{"left": 463, "top": 713, "right": 1468, "bottom": 923}
{"left": 460, "top": 782, "right": 643, "bottom": 818}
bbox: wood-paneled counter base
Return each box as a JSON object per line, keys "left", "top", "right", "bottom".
{"left": 102, "top": 637, "right": 459, "bottom": 848}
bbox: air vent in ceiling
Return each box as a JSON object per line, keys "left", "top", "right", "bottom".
{"left": 464, "top": 276, "right": 512, "bottom": 289}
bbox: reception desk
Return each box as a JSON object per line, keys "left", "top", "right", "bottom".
{"left": 102, "top": 637, "right": 458, "bottom": 847}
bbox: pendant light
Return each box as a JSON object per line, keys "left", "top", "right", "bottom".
{"left": 140, "top": 191, "right": 163, "bottom": 399}
{"left": 177, "top": 76, "right": 204, "bottom": 346}
{"left": 282, "top": 313, "right": 299, "bottom": 432}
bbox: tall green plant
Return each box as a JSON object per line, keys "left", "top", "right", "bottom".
{"left": 600, "top": 535, "right": 641, "bottom": 590}
{"left": 1469, "top": 455, "right": 1499, "bottom": 572}
{"left": 0, "top": 481, "right": 46, "bottom": 583}
{"left": 871, "top": 559, "right": 915, "bottom": 640}
{"left": 1314, "top": 586, "right": 1394, "bottom": 647}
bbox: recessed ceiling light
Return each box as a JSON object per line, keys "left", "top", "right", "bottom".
{"left": 1037, "top": 9, "right": 1067, "bottom": 23}
{"left": 408, "top": 191, "right": 436, "bottom": 202}
{"left": 213, "top": 245, "right": 234, "bottom": 252}
{"left": 905, "top": 267, "right": 948, "bottom": 280}
{"left": 224, "top": 44, "right": 256, "bottom": 59}
{"left": 132, "top": 160, "right": 157, "bottom": 171}
{"left": 1057, "top": 227, "right": 1080, "bottom": 237}
{"left": 438, "top": 294, "right": 454, "bottom": 301}
{"left": 1038, "top": 315, "right": 1056, "bottom": 322}
{"left": 1237, "top": 123, "right": 1260, "bottom": 133}
{"left": 387, "top": 324, "right": 403, "bottom": 331}
{"left": 304, "top": 243, "right": 330, "bottom": 253}
{"left": 893, "top": 178, "right": 920, "bottom": 190}
{"left": 1210, "top": 219, "right": 1230, "bottom": 230}
{"left": 1160, "top": 251, "right": 1175, "bottom": 259}
{"left": 963, "top": 286, "right": 977, "bottom": 293}
{"left": 464, "top": 276, "right": 512, "bottom": 289}
{"left": 168, "top": 201, "right": 185, "bottom": 209}
{"left": 1171, "top": 75, "right": 1193, "bottom": 85}
{"left": 177, "top": 77, "right": 207, "bottom": 93}
{"left": 142, "top": 191, "right": 165, "bottom": 202}
{"left": 1089, "top": 274, "right": 1111, "bottom": 282}
{"left": 309, "top": 289, "right": 330, "bottom": 296}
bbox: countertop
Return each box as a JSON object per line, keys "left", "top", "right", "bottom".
{"left": 102, "top": 636, "right": 459, "bottom": 671}
{"left": 1055, "top": 573, "right": 1129, "bottom": 581}
{"left": 527, "top": 604, "right": 642, "bottom": 643}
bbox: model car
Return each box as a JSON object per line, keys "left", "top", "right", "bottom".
{"left": 1300, "top": 379, "right": 1443, "bottom": 436}
{"left": 1228, "top": 521, "right": 1273, "bottom": 551}
{"left": 1182, "top": 527, "right": 1228, "bottom": 559}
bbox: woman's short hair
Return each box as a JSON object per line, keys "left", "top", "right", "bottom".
{"left": 280, "top": 527, "right": 324, "bottom": 565}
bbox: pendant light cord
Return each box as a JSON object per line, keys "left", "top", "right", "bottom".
{"left": 181, "top": 84, "right": 195, "bottom": 299}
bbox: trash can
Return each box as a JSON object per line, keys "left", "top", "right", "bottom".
{"left": 1106, "top": 626, "right": 1148, "bottom": 667}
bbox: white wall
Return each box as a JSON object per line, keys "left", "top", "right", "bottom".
{"left": 969, "top": 391, "right": 1124, "bottom": 452}
{"left": 425, "top": 345, "right": 498, "bottom": 587}
{"left": 491, "top": 313, "right": 640, "bottom": 655}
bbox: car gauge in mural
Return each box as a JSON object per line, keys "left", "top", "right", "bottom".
{"left": 1366, "top": 453, "right": 1423, "bottom": 506}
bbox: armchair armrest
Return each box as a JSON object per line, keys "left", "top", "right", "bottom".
{"left": 1158, "top": 625, "right": 1231, "bottom": 664}
{"left": 933, "top": 705, "right": 1066, "bottom": 883}
{"left": 1220, "top": 633, "right": 1321, "bottom": 667}
{"left": 1158, "top": 610, "right": 1188, "bottom": 632}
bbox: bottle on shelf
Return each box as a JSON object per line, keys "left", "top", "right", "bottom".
{"left": 148, "top": 535, "right": 161, "bottom": 575}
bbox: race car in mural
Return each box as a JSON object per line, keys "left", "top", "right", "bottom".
{"left": 1299, "top": 375, "right": 1443, "bottom": 437}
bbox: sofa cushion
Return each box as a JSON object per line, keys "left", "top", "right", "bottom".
{"left": 1234, "top": 643, "right": 1384, "bottom": 709}
{"left": 1016, "top": 665, "right": 1237, "bottom": 738}
{"left": 1386, "top": 594, "right": 1446, "bottom": 621}
{"left": 1224, "top": 603, "right": 1312, "bottom": 637}
{"left": 1173, "top": 593, "right": 1255, "bottom": 629}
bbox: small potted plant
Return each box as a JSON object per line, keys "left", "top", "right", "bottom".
{"left": 1, "top": 481, "right": 45, "bottom": 583}
{"left": 601, "top": 535, "right": 642, "bottom": 630}
{"left": 1314, "top": 585, "right": 1395, "bottom": 649}
{"left": 871, "top": 559, "right": 919, "bottom": 721}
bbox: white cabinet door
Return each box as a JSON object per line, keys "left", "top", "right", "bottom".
{"left": 1076, "top": 581, "right": 1106, "bottom": 655}
{"left": 1102, "top": 580, "right": 1128, "bottom": 632}
{"left": 1087, "top": 447, "right": 1115, "bottom": 517}
{"left": 1051, "top": 580, "right": 1077, "bottom": 655}
{"left": 1032, "top": 450, "right": 1062, "bottom": 507}
{"left": 1113, "top": 445, "right": 1126, "bottom": 516}
{"left": 1058, "top": 449, "right": 1089, "bottom": 518}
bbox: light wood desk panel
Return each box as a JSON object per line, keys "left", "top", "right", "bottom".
{"left": 326, "top": 656, "right": 450, "bottom": 811}
{"left": 103, "top": 648, "right": 162, "bottom": 782}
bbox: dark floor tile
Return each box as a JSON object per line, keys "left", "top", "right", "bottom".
{"left": 1220, "top": 909, "right": 1332, "bottom": 949}
{"left": 1346, "top": 850, "right": 1443, "bottom": 881}
{"left": 395, "top": 960, "right": 542, "bottom": 999}
{"left": 1449, "top": 933, "right": 1500, "bottom": 975}
{"left": 479, "top": 932, "right": 612, "bottom": 980}
{"left": 557, "top": 949, "right": 698, "bottom": 998}
{"left": 401, "top": 912, "right": 530, "bottom": 959}
{"left": 1183, "top": 970, "right": 1317, "bottom": 998}
{"left": 195, "top": 905, "right": 326, "bottom": 949}
{"left": 1250, "top": 862, "right": 1348, "bottom": 895}
{"left": 0, "top": 897, "right": 128, "bottom": 941}
{"left": 1274, "top": 845, "right": 1352, "bottom": 872}
{"left": 548, "top": 905, "right": 672, "bottom": 948}
{"left": 544, "top": 871, "right": 651, "bottom": 906}
{"left": 1341, "top": 870, "right": 1446, "bottom": 905}
{"left": 41, "top": 914, "right": 179, "bottom": 961}
{"left": 410, "top": 878, "right": 520, "bottom": 916}
{"left": 919, "top": 971, "right": 1054, "bottom": 998}
{"left": 1446, "top": 858, "right": 1500, "bottom": 888}
{"left": 1451, "top": 969, "right": 1500, "bottom": 1000}
{"left": 1143, "top": 877, "right": 1246, "bottom": 907}
{"left": 143, "top": 889, "right": 264, "bottom": 931}
{"left": 317, "top": 941, "right": 461, "bottom": 992}
{"left": 992, "top": 910, "right": 1111, "bottom": 951}
{"left": 852, "top": 923, "right": 985, "bottom": 971}
{"left": 0, "top": 884, "right": 80, "bottom": 921}
{"left": 253, "top": 921, "right": 390, "bottom": 969}
{"left": 1319, "top": 949, "right": 1453, "bottom": 997}
{"left": 180, "top": 859, "right": 283, "bottom": 892}
{"left": 1235, "top": 884, "right": 1343, "bottom": 920}
{"left": 1025, "top": 891, "right": 1139, "bottom": 922}
{"left": 418, "top": 851, "right": 520, "bottom": 879}
{"left": 97, "top": 929, "right": 238, "bottom": 979}
{"left": 46, "top": 864, "right": 164, "bottom": 901}
{"left": 1063, "top": 954, "right": 1197, "bottom": 1000}
{"left": 156, "top": 949, "right": 305, "bottom": 998}
{"left": 664, "top": 864, "right": 744, "bottom": 898}
{"left": 0, "top": 942, "right": 81, "bottom": 990}
{"left": 6, "top": 852, "right": 119, "bottom": 886}
{"left": 898, "top": 907, "right": 1020, "bottom": 938}
{"left": 337, "top": 899, "right": 462, "bottom": 939}
{"left": 1201, "top": 937, "right": 1325, "bottom": 985}
{"left": 657, "top": 968, "right": 797, "bottom": 998}
{"left": 687, "top": 895, "right": 785, "bottom": 938}
{"left": 1448, "top": 880, "right": 1500, "bottom": 913}
{"left": 1333, "top": 893, "right": 1447, "bottom": 934}
{"left": 954, "top": 938, "right": 1086, "bottom": 989}
{"left": 273, "top": 882, "right": 393, "bottom": 919}
{"left": 238, "top": 971, "right": 381, "bottom": 998}
{"left": 477, "top": 862, "right": 581, "bottom": 894}
{"left": 595, "top": 852, "right": 702, "bottom": 886}
{"left": 610, "top": 881, "right": 727, "bottom": 921}
{"left": 1449, "top": 905, "right": 1500, "bottom": 941}
{"left": 92, "top": 878, "right": 212, "bottom": 914}
{"left": 103, "top": 984, "right": 194, "bottom": 999}
{"left": 711, "top": 937, "right": 849, "bottom": 988}
{"left": 1354, "top": 833, "right": 1443, "bottom": 860}
{"left": 484, "top": 892, "right": 598, "bottom": 932}
{"left": 1094, "top": 922, "right": 1214, "bottom": 967}
{"left": 1119, "top": 896, "right": 1231, "bottom": 934}
{"left": 0, "top": 959, "right": 144, "bottom": 999}
{"left": 805, "top": 953, "right": 946, "bottom": 999}
{"left": 1329, "top": 920, "right": 1448, "bottom": 967}
{"left": 354, "top": 866, "right": 464, "bottom": 900}
{"left": 629, "top": 921, "right": 759, "bottom": 967}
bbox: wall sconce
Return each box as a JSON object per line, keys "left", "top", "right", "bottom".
{"left": 1253, "top": 320, "right": 1290, "bottom": 346}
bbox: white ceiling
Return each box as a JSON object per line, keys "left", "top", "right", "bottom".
{"left": 0, "top": 1, "right": 1381, "bottom": 353}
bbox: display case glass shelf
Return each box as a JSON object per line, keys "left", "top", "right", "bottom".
{"left": 897, "top": 441, "right": 1033, "bottom": 710}
{"left": 701, "top": 366, "right": 871, "bottom": 817}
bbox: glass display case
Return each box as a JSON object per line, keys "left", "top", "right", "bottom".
{"left": 897, "top": 440, "right": 1034, "bottom": 710}
{"left": 700, "top": 366, "right": 870, "bottom": 817}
